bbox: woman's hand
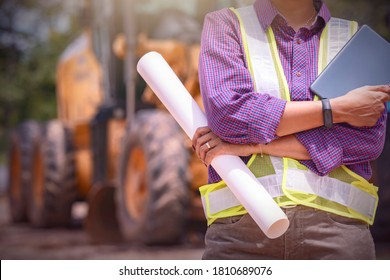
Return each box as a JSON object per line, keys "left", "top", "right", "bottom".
{"left": 332, "top": 85, "right": 390, "bottom": 127}
{"left": 192, "top": 127, "right": 312, "bottom": 166}
{"left": 191, "top": 127, "right": 253, "bottom": 166}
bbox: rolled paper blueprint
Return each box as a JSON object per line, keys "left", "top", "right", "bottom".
{"left": 137, "top": 51, "right": 289, "bottom": 239}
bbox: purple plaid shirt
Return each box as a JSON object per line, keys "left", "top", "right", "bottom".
{"left": 199, "top": 0, "right": 387, "bottom": 183}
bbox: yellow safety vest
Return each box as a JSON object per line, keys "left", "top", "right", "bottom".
{"left": 200, "top": 6, "right": 379, "bottom": 226}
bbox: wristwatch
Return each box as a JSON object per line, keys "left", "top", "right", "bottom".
{"left": 321, "top": 98, "right": 333, "bottom": 129}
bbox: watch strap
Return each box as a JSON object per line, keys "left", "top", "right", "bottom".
{"left": 321, "top": 98, "right": 333, "bottom": 129}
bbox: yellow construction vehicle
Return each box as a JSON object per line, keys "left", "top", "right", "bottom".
{"left": 7, "top": 0, "right": 257, "bottom": 245}
{"left": 8, "top": 0, "right": 390, "bottom": 246}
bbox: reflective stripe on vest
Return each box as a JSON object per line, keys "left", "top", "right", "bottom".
{"left": 200, "top": 5, "right": 378, "bottom": 226}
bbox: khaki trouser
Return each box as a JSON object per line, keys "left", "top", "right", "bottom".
{"left": 202, "top": 205, "right": 376, "bottom": 260}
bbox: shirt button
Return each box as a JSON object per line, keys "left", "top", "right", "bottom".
{"left": 296, "top": 72, "right": 302, "bottom": 77}
{"left": 296, "top": 39, "right": 302, "bottom": 44}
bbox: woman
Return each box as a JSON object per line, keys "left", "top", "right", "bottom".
{"left": 193, "top": 0, "right": 390, "bottom": 259}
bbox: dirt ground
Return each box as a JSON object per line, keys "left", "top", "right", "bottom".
{"left": 1, "top": 194, "right": 389, "bottom": 260}
{"left": 0, "top": 195, "right": 205, "bottom": 260}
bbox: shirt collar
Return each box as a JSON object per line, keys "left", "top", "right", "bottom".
{"left": 253, "top": 0, "right": 332, "bottom": 31}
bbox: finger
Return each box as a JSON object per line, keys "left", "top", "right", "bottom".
{"left": 382, "top": 85, "right": 390, "bottom": 100}
{"left": 199, "top": 142, "right": 210, "bottom": 164}
{"left": 199, "top": 139, "right": 217, "bottom": 164}
{"left": 377, "top": 84, "right": 390, "bottom": 93}
{"left": 196, "top": 132, "right": 213, "bottom": 159}
{"left": 204, "top": 138, "right": 228, "bottom": 166}
{"left": 200, "top": 135, "right": 224, "bottom": 159}
{"left": 203, "top": 145, "right": 213, "bottom": 166}
{"left": 207, "top": 137, "right": 222, "bottom": 150}
{"left": 192, "top": 126, "right": 211, "bottom": 150}
{"left": 367, "top": 84, "right": 390, "bottom": 93}
{"left": 204, "top": 150, "right": 213, "bottom": 167}
{"left": 204, "top": 145, "right": 221, "bottom": 167}
{"left": 192, "top": 126, "right": 210, "bottom": 144}
{"left": 383, "top": 93, "right": 390, "bottom": 102}
{"left": 201, "top": 137, "right": 221, "bottom": 164}
{"left": 374, "top": 91, "right": 390, "bottom": 102}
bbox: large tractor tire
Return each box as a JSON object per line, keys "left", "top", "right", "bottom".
{"left": 27, "top": 120, "right": 77, "bottom": 227}
{"left": 117, "top": 110, "right": 190, "bottom": 245}
{"left": 7, "top": 121, "right": 41, "bottom": 223}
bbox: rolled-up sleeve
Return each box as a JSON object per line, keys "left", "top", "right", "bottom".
{"left": 198, "top": 9, "right": 286, "bottom": 145}
{"left": 296, "top": 111, "right": 387, "bottom": 179}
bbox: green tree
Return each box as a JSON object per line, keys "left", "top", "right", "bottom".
{"left": 0, "top": 0, "right": 81, "bottom": 163}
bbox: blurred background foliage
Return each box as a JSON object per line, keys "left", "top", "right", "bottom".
{"left": 0, "top": 0, "right": 389, "bottom": 164}
{"left": 0, "top": 0, "right": 81, "bottom": 163}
